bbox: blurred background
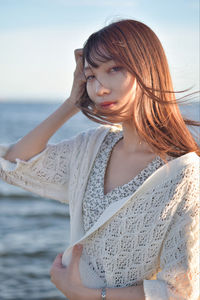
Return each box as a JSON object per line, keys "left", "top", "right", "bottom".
{"left": 0, "top": 0, "right": 199, "bottom": 101}
{"left": 0, "top": 0, "right": 199, "bottom": 299}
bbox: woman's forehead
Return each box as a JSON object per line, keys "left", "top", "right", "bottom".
{"left": 84, "top": 55, "right": 111, "bottom": 66}
{"left": 84, "top": 58, "right": 114, "bottom": 71}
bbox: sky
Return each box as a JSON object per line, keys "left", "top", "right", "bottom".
{"left": 0, "top": 0, "right": 199, "bottom": 102}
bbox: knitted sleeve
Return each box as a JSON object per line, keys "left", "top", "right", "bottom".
{"left": 143, "top": 164, "right": 200, "bottom": 300}
{"left": 0, "top": 133, "right": 84, "bottom": 203}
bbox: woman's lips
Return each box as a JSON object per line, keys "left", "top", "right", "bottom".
{"left": 100, "top": 101, "right": 116, "bottom": 108}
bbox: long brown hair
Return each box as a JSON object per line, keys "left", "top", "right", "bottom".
{"left": 77, "top": 19, "right": 200, "bottom": 158}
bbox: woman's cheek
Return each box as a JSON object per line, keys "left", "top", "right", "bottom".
{"left": 86, "top": 84, "right": 94, "bottom": 100}
{"left": 86, "top": 83, "right": 91, "bottom": 97}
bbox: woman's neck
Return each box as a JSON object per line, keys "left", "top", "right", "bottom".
{"left": 120, "top": 120, "right": 154, "bottom": 155}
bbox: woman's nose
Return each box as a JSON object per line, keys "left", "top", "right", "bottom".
{"left": 95, "top": 79, "right": 110, "bottom": 96}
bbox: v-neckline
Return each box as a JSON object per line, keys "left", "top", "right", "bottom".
{"left": 102, "top": 131, "right": 161, "bottom": 197}
{"left": 102, "top": 131, "right": 123, "bottom": 196}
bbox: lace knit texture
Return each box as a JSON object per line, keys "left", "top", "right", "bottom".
{"left": 82, "top": 130, "right": 165, "bottom": 286}
{"left": 0, "top": 126, "right": 199, "bottom": 299}
{"left": 82, "top": 161, "right": 199, "bottom": 297}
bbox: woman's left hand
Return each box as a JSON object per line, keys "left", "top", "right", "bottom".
{"left": 50, "top": 244, "right": 87, "bottom": 299}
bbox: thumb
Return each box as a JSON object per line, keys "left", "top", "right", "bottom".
{"left": 52, "top": 253, "right": 63, "bottom": 268}
{"left": 50, "top": 253, "right": 63, "bottom": 277}
{"left": 70, "top": 244, "right": 83, "bottom": 265}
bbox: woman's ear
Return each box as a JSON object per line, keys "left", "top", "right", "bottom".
{"left": 133, "top": 78, "right": 138, "bottom": 89}
{"left": 130, "top": 78, "right": 138, "bottom": 101}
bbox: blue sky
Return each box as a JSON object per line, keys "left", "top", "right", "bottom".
{"left": 0, "top": 0, "right": 199, "bottom": 101}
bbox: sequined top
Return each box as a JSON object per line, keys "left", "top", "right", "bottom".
{"left": 82, "top": 129, "right": 166, "bottom": 233}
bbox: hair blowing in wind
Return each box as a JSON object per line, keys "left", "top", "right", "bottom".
{"left": 77, "top": 19, "right": 200, "bottom": 159}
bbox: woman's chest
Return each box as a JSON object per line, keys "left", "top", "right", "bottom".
{"left": 82, "top": 131, "right": 164, "bottom": 233}
{"left": 104, "top": 148, "right": 157, "bottom": 195}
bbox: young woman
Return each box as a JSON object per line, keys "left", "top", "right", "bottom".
{"left": 0, "top": 19, "right": 199, "bottom": 300}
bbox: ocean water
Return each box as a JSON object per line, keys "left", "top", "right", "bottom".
{"left": 0, "top": 101, "right": 199, "bottom": 300}
{"left": 0, "top": 101, "right": 98, "bottom": 300}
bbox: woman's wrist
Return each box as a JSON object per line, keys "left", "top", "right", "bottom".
{"left": 77, "top": 286, "right": 101, "bottom": 300}
{"left": 63, "top": 97, "right": 80, "bottom": 114}
{"left": 80, "top": 284, "right": 145, "bottom": 300}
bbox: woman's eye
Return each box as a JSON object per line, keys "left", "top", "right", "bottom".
{"left": 110, "top": 66, "right": 123, "bottom": 73}
{"left": 86, "top": 75, "right": 95, "bottom": 81}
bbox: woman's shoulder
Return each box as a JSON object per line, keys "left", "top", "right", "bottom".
{"left": 71, "top": 124, "right": 122, "bottom": 144}
{"left": 167, "top": 152, "right": 199, "bottom": 171}
{"left": 165, "top": 152, "right": 199, "bottom": 191}
{"left": 144, "top": 152, "right": 199, "bottom": 194}
{"left": 84, "top": 124, "right": 122, "bottom": 136}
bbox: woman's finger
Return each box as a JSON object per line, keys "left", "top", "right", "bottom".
{"left": 70, "top": 244, "right": 83, "bottom": 266}
{"left": 49, "top": 253, "right": 64, "bottom": 278}
{"left": 52, "top": 253, "right": 63, "bottom": 268}
{"left": 74, "top": 48, "right": 83, "bottom": 62}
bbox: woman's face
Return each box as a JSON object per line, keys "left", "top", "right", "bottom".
{"left": 84, "top": 58, "right": 137, "bottom": 120}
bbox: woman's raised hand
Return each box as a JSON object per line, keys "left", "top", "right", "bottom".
{"left": 68, "top": 49, "right": 86, "bottom": 108}
{"left": 3, "top": 49, "right": 87, "bottom": 163}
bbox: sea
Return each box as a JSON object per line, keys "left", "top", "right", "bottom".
{"left": 0, "top": 100, "right": 199, "bottom": 300}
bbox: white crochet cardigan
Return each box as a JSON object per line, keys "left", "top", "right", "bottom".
{"left": 0, "top": 125, "right": 199, "bottom": 300}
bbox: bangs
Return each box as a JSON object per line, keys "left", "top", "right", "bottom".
{"left": 83, "top": 30, "right": 118, "bottom": 67}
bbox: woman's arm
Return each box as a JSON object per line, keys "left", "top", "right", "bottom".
{"left": 4, "top": 49, "right": 85, "bottom": 162}
{"left": 4, "top": 99, "right": 79, "bottom": 162}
